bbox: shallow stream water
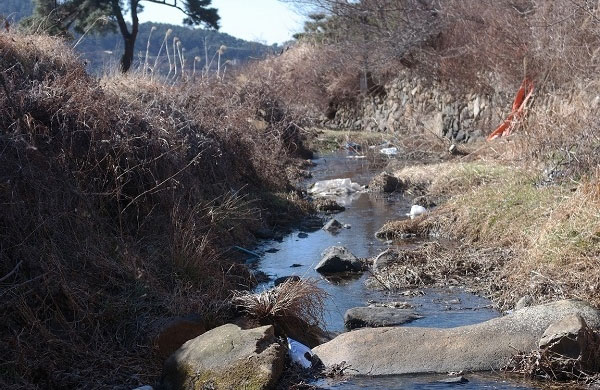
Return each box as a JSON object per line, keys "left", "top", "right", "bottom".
{"left": 254, "top": 151, "right": 542, "bottom": 389}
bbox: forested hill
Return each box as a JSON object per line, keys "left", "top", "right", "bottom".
{"left": 0, "top": 0, "right": 278, "bottom": 72}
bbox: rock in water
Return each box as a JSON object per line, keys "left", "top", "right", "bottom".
{"left": 344, "top": 307, "right": 422, "bottom": 330}
{"left": 315, "top": 246, "right": 363, "bottom": 274}
{"left": 273, "top": 275, "right": 301, "bottom": 287}
{"left": 323, "top": 219, "right": 343, "bottom": 233}
{"left": 437, "top": 376, "right": 469, "bottom": 384}
{"left": 161, "top": 324, "right": 284, "bottom": 390}
{"left": 313, "top": 300, "right": 600, "bottom": 376}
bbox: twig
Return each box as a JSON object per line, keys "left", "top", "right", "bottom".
{"left": 0, "top": 261, "right": 23, "bottom": 283}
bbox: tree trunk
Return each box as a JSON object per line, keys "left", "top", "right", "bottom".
{"left": 112, "top": 0, "right": 139, "bottom": 73}
{"left": 121, "top": 35, "right": 135, "bottom": 73}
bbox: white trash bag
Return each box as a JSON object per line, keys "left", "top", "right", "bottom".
{"left": 308, "top": 178, "right": 364, "bottom": 197}
{"left": 406, "top": 205, "right": 427, "bottom": 219}
{"left": 287, "top": 337, "right": 314, "bottom": 369}
{"left": 380, "top": 147, "right": 398, "bottom": 156}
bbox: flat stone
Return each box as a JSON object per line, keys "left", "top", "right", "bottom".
{"left": 437, "top": 376, "right": 469, "bottom": 384}
{"left": 313, "top": 300, "right": 600, "bottom": 376}
{"left": 344, "top": 307, "right": 422, "bottom": 330}
{"left": 161, "top": 324, "right": 284, "bottom": 390}
{"left": 315, "top": 246, "right": 363, "bottom": 274}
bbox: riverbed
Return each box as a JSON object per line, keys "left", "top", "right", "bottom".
{"left": 255, "top": 151, "right": 543, "bottom": 389}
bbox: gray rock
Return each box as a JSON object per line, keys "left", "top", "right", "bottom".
{"left": 161, "top": 324, "right": 284, "bottom": 390}
{"left": 344, "top": 307, "right": 422, "bottom": 330}
{"left": 313, "top": 300, "right": 600, "bottom": 376}
{"left": 437, "top": 376, "right": 469, "bottom": 384}
{"left": 323, "top": 219, "right": 343, "bottom": 233}
{"left": 315, "top": 246, "right": 363, "bottom": 274}
{"left": 274, "top": 275, "right": 301, "bottom": 287}
{"left": 515, "top": 295, "right": 534, "bottom": 310}
{"left": 539, "top": 314, "right": 600, "bottom": 369}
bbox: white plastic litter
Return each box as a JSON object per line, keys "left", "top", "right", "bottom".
{"left": 380, "top": 147, "right": 398, "bottom": 156}
{"left": 308, "top": 178, "right": 364, "bottom": 197}
{"left": 287, "top": 338, "right": 314, "bottom": 369}
{"left": 406, "top": 205, "right": 427, "bottom": 219}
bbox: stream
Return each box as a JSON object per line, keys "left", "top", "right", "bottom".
{"left": 254, "top": 151, "right": 542, "bottom": 389}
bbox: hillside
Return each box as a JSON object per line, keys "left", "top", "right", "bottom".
{"left": 0, "top": 0, "right": 277, "bottom": 73}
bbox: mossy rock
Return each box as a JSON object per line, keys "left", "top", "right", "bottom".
{"left": 160, "top": 324, "right": 285, "bottom": 390}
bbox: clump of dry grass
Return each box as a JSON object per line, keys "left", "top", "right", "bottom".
{"left": 233, "top": 279, "right": 327, "bottom": 329}
{"left": 506, "top": 345, "right": 600, "bottom": 384}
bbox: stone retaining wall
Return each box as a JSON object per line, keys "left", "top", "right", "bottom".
{"left": 324, "top": 71, "right": 513, "bottom": 143}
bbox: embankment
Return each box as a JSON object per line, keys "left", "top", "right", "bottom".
{"left": 0, "top": 32, "right": 310, "bottom": 389}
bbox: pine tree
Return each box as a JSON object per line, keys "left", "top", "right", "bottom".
{"left": 26, "top": 0, "right": 220, "bottom": 72}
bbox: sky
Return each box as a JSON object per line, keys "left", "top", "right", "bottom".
{"left": 139, "top": 0, "right": 307, "bottom": 45}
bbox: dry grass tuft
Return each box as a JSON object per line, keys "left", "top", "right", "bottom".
{"left": 233, "top": 279, "right": 328, "bottom": 329}
{"left": 506, "top": 347, "right": 600, "bottom": 384}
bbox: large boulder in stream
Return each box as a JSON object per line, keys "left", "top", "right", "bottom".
{"left": 161, "top": 324, "right": 284, "bottom": 390}
{"left": 313, "top": 300, "right": 600, "bottom": 376}
{"left": 315, "top": 246, "right": 363, "bottom": 274}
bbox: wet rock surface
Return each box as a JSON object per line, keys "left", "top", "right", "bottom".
{"left": 313, "top": 300, "right": 600, "bottom": 376}
{"left": 161, "top": 324, "right": 284, "bottom": 390}
{"left": 323, "top": 218, "right": 343, "bottom": 233}
{"left": 315, "top": 246, "right": 364, "bottom": 274}
{"left": 273, "top": 275, "right": 301, "bottom": 286}
{"left": 344, "top": 307, "right": 422, "bottom": 330}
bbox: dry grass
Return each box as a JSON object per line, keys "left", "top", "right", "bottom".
{"left": 378, "top": 159, "right": 600, "bottom": 310}
{"left": 0, "top": 31, "right": 312, "bottom": 389}
{"left": 506, "top": 346, "right": 600, "bottom": 384}
{"left": 233, "top": 279, "right": 328, "bottom": 329}
{"left": 367, "top": 242, "right": 512, "bottom": 295}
